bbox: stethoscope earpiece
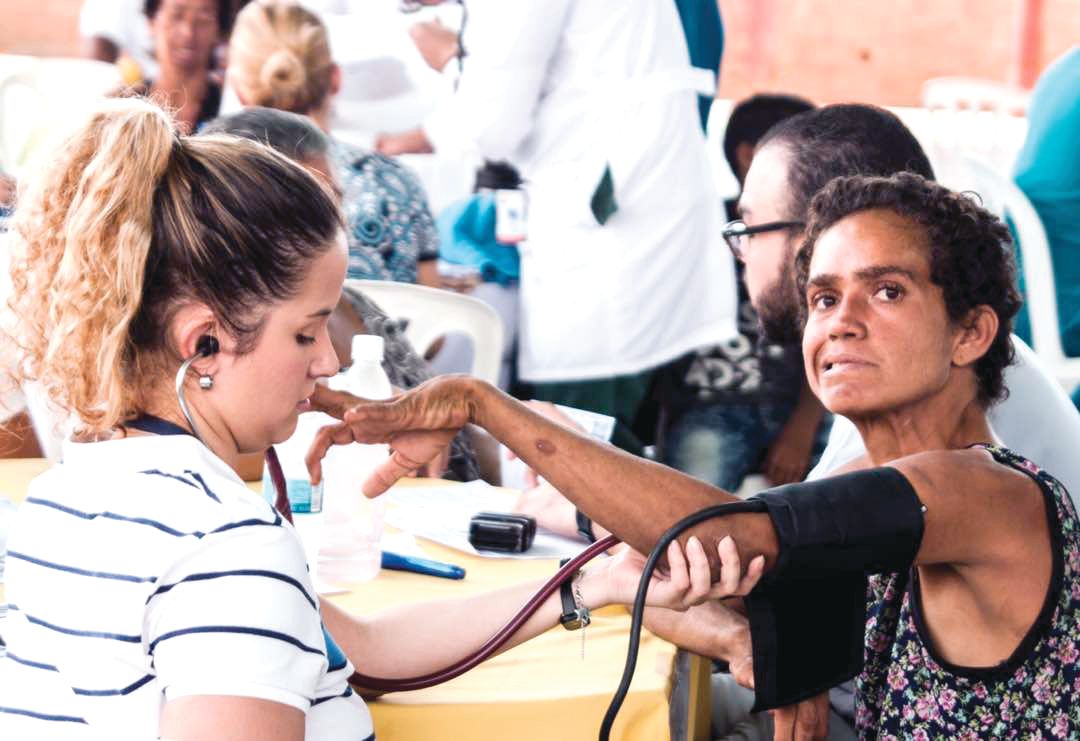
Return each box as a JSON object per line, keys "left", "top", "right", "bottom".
{"left": 175, "top": 335, "right": 219, "bottom": 443}
{"left": 196, "top": 335, "right": 220, "bottom": 357}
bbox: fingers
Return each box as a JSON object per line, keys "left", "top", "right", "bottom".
{"left": 664, "top": 540, "right": 690, "bottom": 595}
{"left": 771, "top": 694, "right": 829, "bottom": 741}
{"left": 304, "top": 422, "right": 359, "bottom": 486}
{"left": 685, "top": 537, "right": 711, "bottom": 600}
{"left": 730, "top": 654, "right": 755, "bottom": 690}
{"left": 308, "top": 384, "right": 364, "bottom": 420}
{"left": 713, "top": 536, "right": 742, "bottom": 597}
{"left": 361, "top": 448, "right": 425, "bottom": 498}
{"left": 737, "top": 555, "right": 767, "bottom": 596}
{"left": 342, "top": 403, "right": 400, "bottom": 438}
{"left": 793, "top": 695, "right": 827, "bottom": 741}
{"left": 652, "top": 537, "right": 716, "bottom": 609}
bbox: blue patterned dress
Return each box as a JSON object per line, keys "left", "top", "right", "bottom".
{"left": 328, "top": 139, "right": 439, "bottom": 283}
{"left": 857, "top": 445, "right": 1080, "bottom": 739}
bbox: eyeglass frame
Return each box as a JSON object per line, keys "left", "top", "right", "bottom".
{"left": 721, "top": 219, "right": 805, "bottom": 261}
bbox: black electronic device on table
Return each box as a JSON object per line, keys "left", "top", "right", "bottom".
{"left": 468, "top": 511, "right": 537, "bottom": 553}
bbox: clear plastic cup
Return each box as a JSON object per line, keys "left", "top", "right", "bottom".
{"left": 318, "top": 442, "right": 389, "bottom": 583}
{"left": 318, "top": 498, "right": 385, "bottom": 583}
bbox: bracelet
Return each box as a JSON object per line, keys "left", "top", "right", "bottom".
{"left": 576, "top": 508, "right": 597, "bottom": 544}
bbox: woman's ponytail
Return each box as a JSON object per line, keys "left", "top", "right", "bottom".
{"left": 8, "top": 97, "right": 177, "bottom": 432}
{"left": 6, "top": 96, "right": 341, "bottom": 439}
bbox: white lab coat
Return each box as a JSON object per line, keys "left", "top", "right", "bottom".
{"left": 424, "top": 0, "right": 737, "bottom": 382}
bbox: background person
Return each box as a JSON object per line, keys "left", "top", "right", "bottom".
{"left": 376, "top": 0, "right": 739, "bottom": 455}
{"left": 655, "top": 92, "right": 822, "bottom": 492}
{"left": 121, "top": 0, "right": 231, "bottom": 132}
{"left": 80, "top": 0, "right": 157, "bottom": 78}
{"left": 226, "top": 0, "right": 442, "bottom": 287}
{"left": 517, "top": 102, "right": 1080, "bottom": 555}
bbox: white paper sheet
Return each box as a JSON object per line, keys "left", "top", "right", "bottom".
{"left": 383, "top": 480, "right": 587, "bottom": 560}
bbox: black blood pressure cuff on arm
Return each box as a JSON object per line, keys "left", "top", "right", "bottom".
{"left": 743, "top": 466, "right": 926, "bottom": 711}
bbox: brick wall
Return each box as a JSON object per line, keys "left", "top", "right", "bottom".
{"left": 3, "top": 0, "right": 1079, "bottom": 106}
{"left": 717, "top": 0, "right": 1080, "bottom": 105}
{"left": 0, "top": 0, "right": 83, "bottom": 58}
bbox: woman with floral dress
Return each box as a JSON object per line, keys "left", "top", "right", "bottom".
{"left": 305, "top": 172, "right": 1080, "bottom": 738}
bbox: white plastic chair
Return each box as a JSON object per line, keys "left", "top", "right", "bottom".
{"left": 920, "top": 77, "right": 1030, "bottom": 176}
{"left": 0, "top": 55, "right": 120, "bottom": 177}
{"left": 346, "top": 279, "right": 505, "bottom": 385}
{"left": 944, "top": 155, "right": 1080, "bottom": 395}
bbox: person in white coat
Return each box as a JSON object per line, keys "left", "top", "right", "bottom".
{"left": 378, "top": 0, "right": 738, "bottom": 453}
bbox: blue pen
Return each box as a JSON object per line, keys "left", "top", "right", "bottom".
{"left": 381, "top": 551, "right": 466, "bottom": 580}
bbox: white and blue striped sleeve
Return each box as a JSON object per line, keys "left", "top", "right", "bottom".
{"left": 145, "top": 522, "right": 327, "bottom": 711}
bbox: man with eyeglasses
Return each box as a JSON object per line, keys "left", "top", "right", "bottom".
{"left": 655, "top": 94, "right": 822, "bottom": 496}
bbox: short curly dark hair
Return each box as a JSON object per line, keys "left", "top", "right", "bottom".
{"left": 145, "top": 0, "right": 234, "bottom": 35}
{"left": 795, "top": 172, "right": 1022, "bottom": 406}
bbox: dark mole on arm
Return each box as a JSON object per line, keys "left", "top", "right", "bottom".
{"left": 535, "top": 439, "right": 556, "bottom": 455}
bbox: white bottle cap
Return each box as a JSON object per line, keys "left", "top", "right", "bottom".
{"left": 350, "top": 334, "right": 384, "bottom": 364}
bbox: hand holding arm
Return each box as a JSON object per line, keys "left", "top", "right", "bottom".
{"left": 321, "top": 533, "right": 754, "bottom": 682}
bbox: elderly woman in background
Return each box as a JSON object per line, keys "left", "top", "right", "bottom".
{"left": 226, "top": 0, "right": 441, "bottom": 287}
{"left": 309, "top": 172, "right": 1080, "bottom": 738}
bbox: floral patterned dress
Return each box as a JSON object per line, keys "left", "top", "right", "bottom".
{"left": 857, "top": 445, "right": 1080, "bottom": 739}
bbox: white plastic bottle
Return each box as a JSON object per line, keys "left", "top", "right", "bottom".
{"left": 318, "top": 334, "right": 393, "bottom": 583}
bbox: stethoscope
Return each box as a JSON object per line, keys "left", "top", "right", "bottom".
{"left": 174, "top": 334, "right": 219, "bottom": 445}
{"left": 169, "top": 332, "right": 733, "bottom": 740}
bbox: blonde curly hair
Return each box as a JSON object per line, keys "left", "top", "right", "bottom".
{"left": 5, "top": 97, "right": 342, "bottom": 435}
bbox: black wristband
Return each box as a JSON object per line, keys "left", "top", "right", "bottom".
{"left": 575, "top": 508, "right": 597, "bottom": 544}
{"left": 558, "top": 559, "right": 588, "bottom": 630}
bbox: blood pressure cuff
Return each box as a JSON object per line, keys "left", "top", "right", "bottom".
{"left": 743, "top": 466, "right": 925, "bottom": 711}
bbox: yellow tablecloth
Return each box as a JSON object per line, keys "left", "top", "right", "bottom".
{"left": 0, "top": 460, "right": 710, "bottom": 740}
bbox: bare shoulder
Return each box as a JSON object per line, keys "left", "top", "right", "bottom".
{"left": 890, "top": 448, "right": 1044, "bottom": 508}
{"left": 889, "top": 449, "right": 1049, "bottom": 567}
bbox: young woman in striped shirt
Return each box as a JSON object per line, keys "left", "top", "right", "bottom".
{"left": 0, "top": 97, "right": 753, "bottom": 741}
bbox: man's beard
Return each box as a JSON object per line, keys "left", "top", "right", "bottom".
{"left": 756, "top": 259, "right": 803, "bottom": 345}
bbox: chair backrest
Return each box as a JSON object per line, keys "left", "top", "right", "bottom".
{"left": 945, "top": 155, "right": 1080, "bottom": 394}
{"left": 346, "top": 279, "right": 504, "bottom": 385}
{"left": 0, "top": 55, "right": 120, "bottom": 177}
{"left": 920, "top": 76, "right": 1030, "bottom": 176}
